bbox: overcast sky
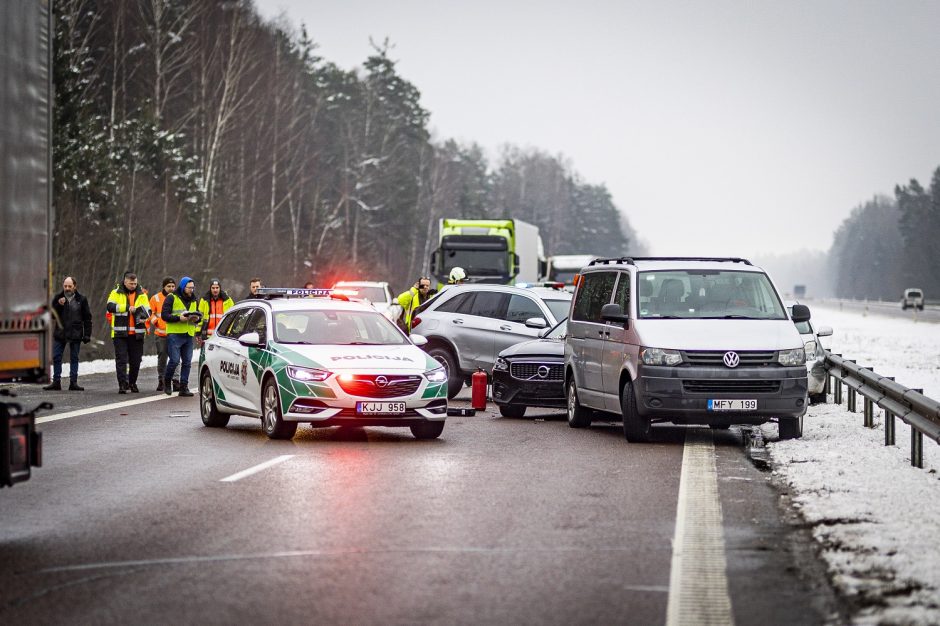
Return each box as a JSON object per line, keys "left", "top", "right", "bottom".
{"left": 254, "top": 0, "right": 940, "bottom": 258}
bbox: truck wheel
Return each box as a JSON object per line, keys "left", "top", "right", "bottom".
{"left": 411, "top": 420, "right": 445, "bottom": 440}
{"left": 262, "top": 378, "right": 297, "bottom": 440}
{"left": 566, "top": 378, "right": 592, "bottom": 428}
{"left": 200, "top": 371, "right": 230, "bottom": 428}
{"left": 427, "top": 346, "right": 464, "bottom": 399}
{"left": 621, "top": 382, "right": 651, "bottom": 442}
{"left": 778, "top": 415, "right": 803, "bottom": 440}
{"left": 498, "top": 404, "right": 526, "bottom": 418}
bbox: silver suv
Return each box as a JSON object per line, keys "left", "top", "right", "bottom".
{"left": 565, "top": 257, "right": 810, "bottom": 441}
{"left": 412, "top": 284, "right": 572, "bottom": 398}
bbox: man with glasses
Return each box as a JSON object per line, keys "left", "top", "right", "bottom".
{"left": 396, "top": 276, "right": 433, "bottom": 334}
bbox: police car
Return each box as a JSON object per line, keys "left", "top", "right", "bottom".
{"left": 198, "top": 288, "right": 449, "bottom": 440}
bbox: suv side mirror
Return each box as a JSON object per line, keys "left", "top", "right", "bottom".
{"left": 238, "top": 332, "right": 261, "bottom": 346}
{"left": 524, "top": 317, "right": 548, "bottom": 329}
{"left": 791, "top": 304, "right": 811, "bottom": 323}
{"left": 600, "top": 303, "right": 630, "bottom": 327}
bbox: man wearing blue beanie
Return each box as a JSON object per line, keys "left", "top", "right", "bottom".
{"left": 160, "top": 276, "right": 200, "bottom": 396}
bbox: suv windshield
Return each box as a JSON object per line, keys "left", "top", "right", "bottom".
{"left": 543, "top": 298, "right": 572, "bottom": 322}
{"left": 274, "top": 310, "right": 408, "bottom": 345}
{"left": 637, "top": 270, "right": 787, "bottom": 320}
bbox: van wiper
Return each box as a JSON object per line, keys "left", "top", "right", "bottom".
{"left": 702, "top": 315, "right": 759, "bottom": 319}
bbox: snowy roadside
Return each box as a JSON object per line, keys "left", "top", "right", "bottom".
{"left": 58, "top": 350, "right": 201, "bottom": 379}
{"left": 765, "top": 303, "right": 940, "bottom": 624}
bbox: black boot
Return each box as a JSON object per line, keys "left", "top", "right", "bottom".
{"left": 172, "top": 380, "right": 181, "bottom": 392}
{"left": 68, "top": 381, "right": 84, "bottom": 391}
{"left": 157, "top": 379, "right": 164, "bottom": 392}
{"left": 164, "top": 379, "right": 173, "bottom": 396}
{"left": 43, "top": 380, "right": 61, "bottom": 391}
{"left": 129, "top": 383, "right": 140, "bottom": 393}
{"left": 118, "top": 381, "right": 128, "bottom": 394}
{"left": 178, "top": 385, "right": 194, "bottom": 397}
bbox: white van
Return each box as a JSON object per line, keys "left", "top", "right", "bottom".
{"left": 564, "top": 257, "right": 809, "bottom": 442}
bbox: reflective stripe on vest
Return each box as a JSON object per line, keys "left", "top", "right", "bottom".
{"left": 165, "top": 295, "right": 198, "bottom": 336}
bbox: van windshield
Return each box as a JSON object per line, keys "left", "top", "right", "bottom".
{"left": 637, "top": 270, "right": 787, "bottom": 320}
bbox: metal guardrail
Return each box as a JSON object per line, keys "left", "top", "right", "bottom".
{"left": 823, "top": 350, "right": 940, "bottom": 468}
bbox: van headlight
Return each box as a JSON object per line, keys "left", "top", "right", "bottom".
{"left": 803, "top": 340, "right": 818, "bottom": 360}
{"left": 640, "top": 348, "right": 682, "bottom": 366}
{"left": 778, "top": 348, "right": 806, "bottom": 366}
{"left": 424, "top": 367, "right": 448, "bottom": 383}
{"left": 493, "top": 357, "right": 509, "bottom": 372}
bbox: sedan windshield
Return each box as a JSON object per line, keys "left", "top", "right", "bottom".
{"left": 274, "top": 310, "right": 408, "bottom": 345}
{"left": 637, "top": 270, "right": 787, "bottom": 320}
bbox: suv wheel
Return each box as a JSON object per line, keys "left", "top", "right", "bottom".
{"left": 200, "top": 371, "right": 230, "bottom": 428}
{"left": 427, "top": 346, "right": 464, "bottom": 399}
{"left": 498, "top": 404, "right": 526, "bottom": 418}
{"left": 621, "top": 382, "right": 651, "bottom": 442}
{"left": 262, "top": 378, "right": 297, "bottom": 440}
{"left": 778, "top": 415, "right": 803, "bottom": 440}
{"left": 566, "top": 378, "right": 592, "bottom": 428}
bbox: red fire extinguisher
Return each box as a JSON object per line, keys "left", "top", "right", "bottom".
{"left": 471, "top": 368, "right": 488, "bottom": 411}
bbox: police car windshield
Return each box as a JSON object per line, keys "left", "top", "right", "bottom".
{"left": 274, "top": 310, "right": 408, "bottom": 345}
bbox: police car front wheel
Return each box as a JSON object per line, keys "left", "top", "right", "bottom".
{"left": 200, "top": 371, "right": 230, "bottom": 428}
{"left": 410, "top": 420, "right": 445, "bottom": 440}
{"left": 262, "top": 378, "right": 297, "bottom": 440}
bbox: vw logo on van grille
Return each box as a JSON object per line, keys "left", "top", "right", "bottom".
{"left": 723, "top": 351, "right": 740, "bottom": 368}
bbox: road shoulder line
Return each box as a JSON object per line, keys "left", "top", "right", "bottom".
{"left": 36, "top": 394, "right": 175, "bottom": 424}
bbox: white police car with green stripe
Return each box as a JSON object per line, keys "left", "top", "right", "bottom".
{"left": 198, "top": 288, "right": 449, "bottom": 440}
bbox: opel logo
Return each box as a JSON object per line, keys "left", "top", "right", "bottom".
{"left": 537, "top": 365, "right": 550, "bottom": 379}
{"left": 375, "top": 376, "right": 389, "bottom": 388}
{"left": 723, "top": 351, "right": 740, "bottom": 368}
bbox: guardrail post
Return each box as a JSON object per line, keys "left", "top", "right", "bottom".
{"left": 911, "top": 388, "right": 924, "bottom": 468}
{"left": 834, "top": 377, "right": 842, "bottom": 404}
{"left": 863, "top": 396, "right": 874, "bottom": 428}
{"left": 885, "top": 377, "right": 896, "bottom": 446}
{"left": 824, "top": 373, "right": 831, "bottom": 400}
{"left": 847, "top": 387, "right": 856, "bottom": 412}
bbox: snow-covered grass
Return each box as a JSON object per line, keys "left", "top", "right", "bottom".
{"left": 766, "top": 303, "right": 940, "bottom": 624}
{"left": 59, "top": 350, "right": 201, "bottom": 378}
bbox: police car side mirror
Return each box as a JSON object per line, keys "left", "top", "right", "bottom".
{"left": 238, "top": 332, "right": 261, "bottom": 347}
{"left": 410, "top": 333, "right": 429, "bottom": 347}
{"left": 524, "top": 317, "right": 548, "bottom": 329}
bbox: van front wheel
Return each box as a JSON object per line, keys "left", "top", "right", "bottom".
{"left": 778, "top": 415, "right": 803, "bottom": 440}
{"left": 621, "top": 382, "right": 651, "bottom": 442}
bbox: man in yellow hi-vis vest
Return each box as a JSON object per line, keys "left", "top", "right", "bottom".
{"left": 106, "top": 272, "right": 150, "bottom": 394}
{"left": 161, "top": 276, "right": 200, "bottom": 397}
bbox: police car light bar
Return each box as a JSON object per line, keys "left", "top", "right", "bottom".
{"left": 254, "top": 288, "right": 358, "bottom": 300}
{"left": 517, "top": 282, "right": 565, "bottom": 290}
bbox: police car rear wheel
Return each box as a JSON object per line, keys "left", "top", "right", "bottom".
{"left": 200, "top": 371, "right": 230, "bottom": 428}
{"left": 410, "top": 420, "right": 445, "bottom": 439}
{"left": 262, "top": 378, "right": 297, "bottom": 440}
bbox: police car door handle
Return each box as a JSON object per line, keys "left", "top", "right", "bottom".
{"left": 499, "top": 325, "right": 512, "bottom": 331}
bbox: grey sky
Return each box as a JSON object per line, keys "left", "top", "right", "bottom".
{"left": 254, "top": 0, "right": 940, "bottom": 257}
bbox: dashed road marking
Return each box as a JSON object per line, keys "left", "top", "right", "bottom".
{"left": 36, "top": 394, "right": 176, "bottom": 424}
{"left": 666, "top": 428, "right": 734, "bottom": 626}
{"left": 220, "top": 455, "right": 295, "bottom": 482}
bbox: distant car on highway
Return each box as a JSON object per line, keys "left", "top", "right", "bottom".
{"left": 787, "top": 301, "right": 833, "bottom": 404}
{"left": 411, "top": 283, "right": 572, "bottom": 398}
{"left": 492, "top": 318, "right": 568, "bottom": 417}
{"left": 901, "top": 288, "right": 924, "bottom": 311}
{"left": 332, "top": 281, "right": 403, "bottom": 322}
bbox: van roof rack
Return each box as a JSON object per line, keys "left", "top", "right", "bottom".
{"left": 587, "top": 256, "right": 752, "bottom": 266}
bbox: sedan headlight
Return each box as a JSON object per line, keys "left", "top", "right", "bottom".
{"left": 424, "top": 367, "right": 448, "bottom": 383}
{"left": 286, "top": 366, "right": 332, "bottom": 382}
{"left": 640, "top": 347, "right": 682, "bottom": 366}
{"left": 493, "top": 357, "right": 509, "bottom": 372}
{"left": 777, "top": 348, "right": 806, "bottom": 366}
{"left": 803, "top": 340, "right": 818, "bottom": 360}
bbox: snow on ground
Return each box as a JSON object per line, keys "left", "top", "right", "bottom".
{"left": 59, "top": 350, "right": 201, "bottom": 379}
{"left": 766, "top": 303, "right": 940, "bottom": 624}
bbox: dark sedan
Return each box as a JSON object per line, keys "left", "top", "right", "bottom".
{"left": 491, "top": 319, "right": 567, "bottom": 418}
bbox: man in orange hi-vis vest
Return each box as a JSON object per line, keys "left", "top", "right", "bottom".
{"left": 197, "top": 278, "right": 234, "bottom": 344}
{"left": 149, "top": 277, "right": 179, "bottom": 392}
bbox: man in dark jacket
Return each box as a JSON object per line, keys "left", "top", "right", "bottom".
{"left": 43, "top": 276, "right": 92, "bottom": 391}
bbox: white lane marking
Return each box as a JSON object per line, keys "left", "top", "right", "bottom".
{"left": 666, "top": 428, "right": 734, "bottom": 626}
{"left": 36, "top": 394, "right": 176, "bottom": 424}
{"left": 220, "top": 455, "right": 295, "bottom": 482}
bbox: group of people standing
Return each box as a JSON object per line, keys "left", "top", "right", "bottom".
{"left": 44, "top": 273, "right": 263, "bottom": 396}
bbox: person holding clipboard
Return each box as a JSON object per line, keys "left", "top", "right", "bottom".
{"left": 160, "top": 276, "right": 202, "bottom": 397}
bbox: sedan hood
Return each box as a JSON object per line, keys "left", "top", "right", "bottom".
{"left": 273, "top": 342, "right": 437, "bottom": 372}
{"left": 633, "top": 319, "right": 803, "bottom": 351}
{"left": 499, "top": 338, "right": 565, "bottom": 359}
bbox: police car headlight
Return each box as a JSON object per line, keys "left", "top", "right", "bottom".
{"left": 493, "top": 357, "right": 509, "bottom": 371}
{"left": 286, "top": 366, "right": 331, "bottom": 382}
{"left": 424, "top": 367, "right": 447, "bottom": 383}
{"left": 778, "top": 348, "right": 806, "bottom": 366}
{"left": 641, "top": 348, "right": 682, "bottom": 366}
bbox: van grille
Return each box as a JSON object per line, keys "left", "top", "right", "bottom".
{"left": 682, "top": 350, "right": 777, "bottom": 367}
{"left": 682, "top": 380, "right": 781, "bottom": 394}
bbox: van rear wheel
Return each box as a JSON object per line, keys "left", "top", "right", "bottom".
{"left": 621, "top": 382, "right": 651, "bottom": 442}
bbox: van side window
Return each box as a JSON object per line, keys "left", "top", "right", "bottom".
{"left": 571, "top": 272, "right": 616, "bottom": 322}
{"left": 613, "top": 272, "right": 631, "bottom": 314}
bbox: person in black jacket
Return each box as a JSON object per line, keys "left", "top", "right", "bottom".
{"left": 43, "top": 276, "right": 93, "bottom": 391}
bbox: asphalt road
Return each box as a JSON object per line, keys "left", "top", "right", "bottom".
{"left": 1, "top": 368, "right": 844, "bottom": 624}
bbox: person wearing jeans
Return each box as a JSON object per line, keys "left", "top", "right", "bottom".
{"left": 44, "top": 276, "right": 92, "bottom": 391}
{"left": 161, "top": 276, "right": 199, "bottom": 397}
